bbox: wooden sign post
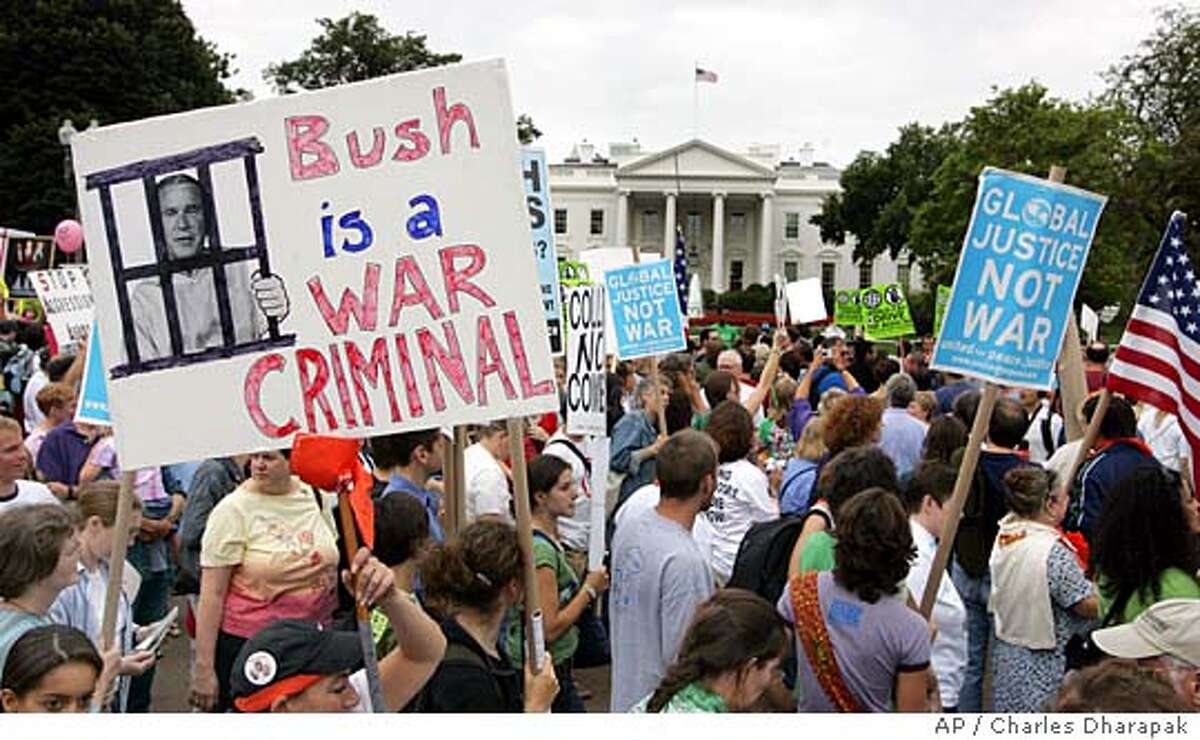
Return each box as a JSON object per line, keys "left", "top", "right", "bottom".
{"left": 507, "top": 417, "right": 545, "bottom": 669}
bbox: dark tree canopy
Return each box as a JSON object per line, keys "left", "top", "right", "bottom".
{"left": 0, "top": 0, "right": 238, "bottom": 234}
{"left": 263, "top": 12, "right": 462, "bottom": 93}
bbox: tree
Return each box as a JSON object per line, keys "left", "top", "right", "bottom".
{"left": 0, "top": 0, "right": 239, "bottom": 234}
{"left": 809, "top": 123, "right": 957, "bottom": 266}
{"left": 266, "top": 13, "right": 541, "bottom": 145}
{"left": 909, "top": 83, "right": 1163, "bottom": 310}
{"left": 263, "top": 12, "right": 461, "bottom": 93}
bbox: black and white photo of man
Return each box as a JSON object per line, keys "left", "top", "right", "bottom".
{"left": 130, "top": 173, "right": 289, "bottom": 360}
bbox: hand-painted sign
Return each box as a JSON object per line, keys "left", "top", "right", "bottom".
{"left": 564, "top": 284, "right": 606, "bottom": 436}
{"left": 862, "top": 283, "right": 915, "bottom": 340}
{"left": 73, "top": 60, "right": 558, "bottom": 468}
{"left": 31, "top": 267, "right": 93, "bottom": 349}
{"left": 4, "top": 236, "right": 53, "bottom": 297}
{"left": 834, "top": 288, "right": 862, "bottom": 326}
{"left": 604, "top": 259, "right": 687, "bottom": 359}
{"left": 75, "top": 318, "right": 110, "bottom": 425}
{"left": 931, "top": 167, "right": 1106, "bottom": 389}
{"left": 522, "top": 148, "right": 562, "bottom": 356}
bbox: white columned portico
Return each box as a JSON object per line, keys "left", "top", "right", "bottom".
{"left": 758, "top": 192, "right": 774, "bottom": 284}
{"left": 711, "top": 192, "right": 725, "bottom": 291}
{"left": 616, "top": 189, "right": 630, "bottom": 246}
{"left": 663, "top": 191, "right": 677, "bottom": 254}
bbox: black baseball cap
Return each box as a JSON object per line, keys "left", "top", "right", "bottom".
{"left": 230, "top": 619, "right": 363, "bottom": 712}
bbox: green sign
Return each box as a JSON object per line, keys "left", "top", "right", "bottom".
{"left": 834, "top": 289, "right": 862, "bottom": 326}
{"left": 862, "top": 283, "right": 915, "bottom": 340}
{"left": 558, "top": 259, "right": 591, "bottom": 287}
{"left": 933, "top": 285, "right": 952, "bottom": 338}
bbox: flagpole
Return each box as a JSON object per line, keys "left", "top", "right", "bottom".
{"left": 692, "top": 61, "right": 698, "bottom": 138}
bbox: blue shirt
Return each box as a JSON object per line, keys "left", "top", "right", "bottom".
{"left": 384, "top": 472, "right": 444, "bottom": 543}
{"left": 878, "top": 407, "right": 927, "bottom": 480}
{"left": 611, "top": 411, "right": 658, "bottom": 505}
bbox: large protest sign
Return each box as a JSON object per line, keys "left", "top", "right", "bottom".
{"left": 75, "top": 318, "right": 111, "bottom": 425}
{"left": 931, "top": 167, "right": 1106, "bottom": 389}
{"left": 564, "top": 284, "right": 606, "bottom": 436}
{"left": 521, "top": 148, "right": 562, "bottom": 356}
{"left": 4, "top": 236, "right": 54, "bottom": 297}
{"left": 605, "top": 259, "right": 687, "bottom": 359}
{"left": 862, "top": 283, "right": 915, "bottom": 339}
{"left": 73, "top": 60, "right": 558, "bottom": 469}
{"left": 786, "top": 278, "right": 828, "bottom": 324}
{"left": 31, "top": 267, "right": 94, "bottom": 349}
{"left": 834, "top": 288, "right": 862, "bottom": 326}
{"left": 933, "top": 284, "right": 951, "bottom": 337}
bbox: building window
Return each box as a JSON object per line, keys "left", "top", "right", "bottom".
{"left": 641, "top": 210, "right": 661, "bottom": 241}
{"left": 897, "top": 258, "right": 912, "bottom": 291}
{"left": 685, "top": 211, "right": 703, "bottom": 241}
{"left": 554, "top": 208, "right": 568, "bottom": 235}
{"left": 858, "top": 259, "right": 873, "bottom": 288}
{"left": 590, "top": 209, "right": 604, "bottom": 236}
{"left": 730, "top": 212, "right": 747, "bottom": 241}
{"left": 730, "top": 260, "right": 744, "bottom": 292}
{"left": 784, "top": 260, "right": 799, "bottom": 282}
{"left": 821, "top": 262, "right": 837, "bottom": 306}
{"left": 785, "top": 212, "right": 800, "bottom": 240}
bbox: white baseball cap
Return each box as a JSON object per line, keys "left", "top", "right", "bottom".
{"left": 1091, "top": 598, "right": 1200, "bottom": 667}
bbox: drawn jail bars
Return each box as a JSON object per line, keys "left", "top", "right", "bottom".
{"left": 84, "top": 138, "right": 295, "bottom": 378}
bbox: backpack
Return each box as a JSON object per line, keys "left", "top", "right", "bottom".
{"left": 951, "top": 463, "right": 991, "bottom": 579}
{"left": 727, "top": 511, "right": 828, "bottom": 605}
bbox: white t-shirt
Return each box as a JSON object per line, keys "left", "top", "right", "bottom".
{"left": 1045, "top": 439, "right": 1086, "bottom": 483}
{"left": 737, "top": 381, "right": 765, "bottom": 426}
{"left": 543, "top": 435, "right": 591, "bottom": 552}
{"left": 1022, "top": 401, "right": 1064, "bottom": 464}
{"left": 906, "top": 519, "right": 967, "bottom": 708}
{"left": 22, "top": 369, "right": 47, "bottom": 434}
{"left": 0, "top": 479, "right": 59, "bottom": 515}
{"left": 463, "top": 442, "right": 511, "bottom": 522}
{"left": 701, "top": 459, "right": 777, "bottom": 582}
{"left": 1138, "top": 410, "right": 1187, "bottom": 472}
{"left": 614, "top": 483, "right": 715, "bottom": 565}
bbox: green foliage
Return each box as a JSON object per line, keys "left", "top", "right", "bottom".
{"left": 263, "top": 12, "right": 461, "bottom": 93}
{"left": 704, "top": 283, "right": 774, "bottom": 313}
{"left": 0, "top": 0, "right": 238, "bottom": 233}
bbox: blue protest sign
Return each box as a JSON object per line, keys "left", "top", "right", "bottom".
{"left": 75, "top": 317, "right": 110, "bottom": 425}
{"left": 605, "top": 259, "right": 688, "bottom": 360}
{"left": 522, "top": 148, "right": 563, "bottom": 355}
{"left": 931, "top": 167, "right": 1107, "bottom": 389}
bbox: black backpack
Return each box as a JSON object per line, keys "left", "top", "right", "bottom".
{"left": 727, "top": 509, "right": 830, "bottom": 605}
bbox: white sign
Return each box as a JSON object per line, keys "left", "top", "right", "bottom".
{"left": 30, "top": 267, "right": 93, "bottom": 349}
{"left": 785, "top": 277, "right": 828, "bottom": 325}
{"left": 564, "top": 285, "right": 607, "bottom": 436}
{"left": 587, "top": 436, "right": 609, "bottom": 571}
{"left": 72, "top": 60, "right": 557, "bottom": 469}
{"left": 773, "top": 273, "right": 787, "bottom": 325}
{"left": 1080, "top": 304, "right": 1099, "bottom": 344}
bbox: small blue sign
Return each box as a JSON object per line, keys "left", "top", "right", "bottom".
{"left": 75, "top": 317, "right": 110, "bottom": 425}
{"left": 522, "top": 148, "right": 563, "bottom": 355}
{"left": 931, "top": 167, "right": 1107, "bottom": 389}
{"left": 605, "top": 259, "right": 688, "bottom": 360}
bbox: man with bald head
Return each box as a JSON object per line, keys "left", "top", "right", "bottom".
{"left": 130, "top": 174, "right": 289, "bottom": 362}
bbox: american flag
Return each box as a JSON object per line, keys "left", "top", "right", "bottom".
{"left": 695, "top": 67, "right": 718, "bottom": 84}
{"left": 673, "top": 225, "right": 688, "bottom": 317}
{"left": 1106, "top": 212, "right": 1200, "bottom": 488}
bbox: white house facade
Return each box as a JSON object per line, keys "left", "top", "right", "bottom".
{"left": 547, "top": 139, "right": 921, "bottom": 299}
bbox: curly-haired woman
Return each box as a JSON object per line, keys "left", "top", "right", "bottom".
{"left": 779, "top": 488, "right": 931, "bottom": 712}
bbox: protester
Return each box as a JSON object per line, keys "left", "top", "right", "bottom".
{"left": 921, "top": 415, "right": 967, "bottom": 466}
{"left": 542, "top": 428, "right": 593, "bottom": 577}
{"left": 227, "top": 547, "right": 446, "bottom": 713}
{"left": 610, "top": 430, "right": 718, "bottom": 712}
{"left": 990, "top": 467, "right": 1098, "bottom": 713}
{"left": 779, "top": 418, "right": 824, "bottom": 517}
{"left": 22, "top": 353, "right": 76, "bottom": 435}
{"left": 908, "top": 390, "right": 937, "bottom": 424}
{"left": 418, "top": 519, "right": 558, "bottom": 712}
{"left": 788, "top": 344, "right": 862, "bottom": 439}
{"left": 0, "top": 504, "right": 80, "bottom": 674}
{"left": 610, "top": 376, "right": 669, "bottom": 507}
{"left": 702, "top": 402, "right": 778, "bottom": 583}
{"left": 463, "top": 421, "right": 512, "bottom": 523}
{"left": 878, "top": 373, "right": 926, "bottom": 479}
{"left": 759, "top": 375, "right": 798, "bottom": 459}
{"left": 1091, "top": 463, "right": 1200, "bottom": 624}
{"left": 1053, "top": 659, "right": 1192, "bottom": 713}
{"left": 373, "top": 493, "right": 431, "bottom": 596}
{"left": 178, "top": 455, "right": 248, "bottom": 595}
{"left": 24, "top": 383, "right": 74, "bottom": 465}
{"left": 634, "top": 589, "right": 787, "bottom": 713}
{"left": 506, "top": 455, "right": 608, "bottom": 712}
{"left": 935, "top": 373, "right": 975, "bottom": 415}
{"left": 903, "top": 461, "right": 967, "bottom": 712}
{"left": 951, "top": 388, "right": 982, "bottom": 429}
{"left": 1067, "top": 395, "right": 1156, "bottom": 543}
{"left": 1084, "top": 341, "right": 1109, "bottom": 392}
{"left": 49, "top": 481, "right": 155, "bottom": 711}
{"left": 950, "top": 396, "right": 1030, "bottom": 712}
{"left": 191, "top": 449, "right": 340, "bottom": 712}
{"left": 34, "top": 415, "right": 99, "bottom": 501}
{"left": 1091, "top": 599, "right": 1200, "bottom": 710}
{"left": 694, "top": 328, "right": 724, "bottom": 385}
{"left": 1137, "top": 407, "right": 1187, "bottom": 473}
{"left": 374, "top": 429, "right": 445, "bottom": 543}
{"left": 0, "top": 417, "right": 58, "bottom": 515}
{"left": 780, "top": 488, "right": 931, "bottom": 712}
{"left": 0, "top": 624, "right": 117, "bottom": 713}
{"left": 1019, "top": 390, "right": 1064, "bottom": 465}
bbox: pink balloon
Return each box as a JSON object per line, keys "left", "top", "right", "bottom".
{"left": 54, "top": 219, "right": 83, "bottom": 253}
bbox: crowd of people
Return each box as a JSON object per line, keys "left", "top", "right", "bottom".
{"left": 1, "top": 316, "right": 1198, "bottom": 715}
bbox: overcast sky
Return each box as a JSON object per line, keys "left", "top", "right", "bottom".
{"left": 184, "top": 0, "right": 1172, "bottom": 167}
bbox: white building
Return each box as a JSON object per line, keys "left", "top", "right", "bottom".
{"left": 548, "top": 139, "right": 920, "bottom": 297}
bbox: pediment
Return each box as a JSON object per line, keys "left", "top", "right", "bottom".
{"left": 617, "top": 139, "right": 776, "bottom": 179}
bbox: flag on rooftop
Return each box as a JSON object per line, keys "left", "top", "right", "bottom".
{"left": 695, "top": 67, "right": 718, "bottom": 84}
